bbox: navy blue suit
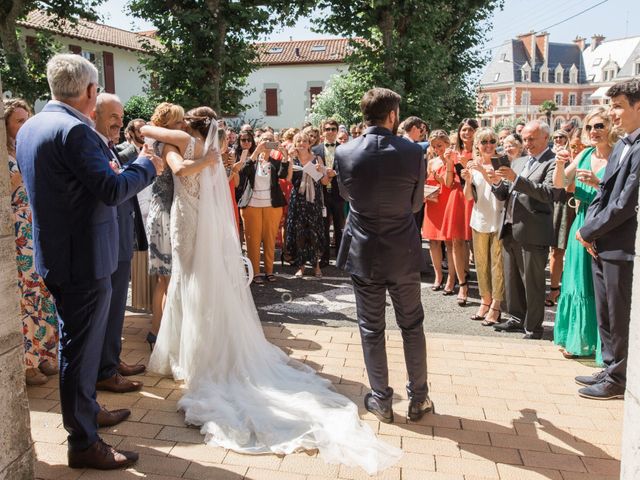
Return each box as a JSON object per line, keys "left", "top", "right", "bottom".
{"left": 335, "top": 126, "right": 428, "bottom": 405}
{"left": 98, "top": 146, "right": 148, "bottom": 381}
{"left": 17, "top": 101, "right": 156, "bottom": 451}
{"left": 579, "top": 133, "right": 640, "bottom": 388}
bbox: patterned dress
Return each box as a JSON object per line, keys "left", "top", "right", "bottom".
{"left": 146, "top": 142, "right": 174, "bottom": 276}
{"left": 8, "top": 154, "right": 58, "bottom": 368}
{"left": 285, "top": 157, "right": 326, "bottom": 267}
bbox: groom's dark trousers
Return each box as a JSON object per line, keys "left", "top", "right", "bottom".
{"left": 17, "top": 101, "right": 156, "bottom": 451}
{"left": 335, "top": 125, "right": 428, "bottom": 405}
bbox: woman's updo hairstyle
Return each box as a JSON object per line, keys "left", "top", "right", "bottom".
{"left": 150, "top": 102, "right": 184, "bottom": 127}
{"left": 185, "top": 106, "right": 217, "bottom": 138}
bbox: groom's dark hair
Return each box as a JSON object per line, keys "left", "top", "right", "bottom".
{"left": 185, "top": 106, "right": 217, "bottom": 138}
{"left": 360, "top": 88, "right": 401, "bottom": 127}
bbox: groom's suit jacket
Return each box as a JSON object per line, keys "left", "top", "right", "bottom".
{"left": 17, "top": 101, "right": 157, "bottom": 284}
{"left": 334, "top": 126, "right": 424, "bottom": 281}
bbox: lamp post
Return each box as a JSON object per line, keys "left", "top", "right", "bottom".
{"left": 499, "top": 58, "right": 531, "bottom": 122}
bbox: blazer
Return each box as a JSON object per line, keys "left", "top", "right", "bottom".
{"left": 312, "top": 143, "right": 344, "bottom": 203}
{"left": 334, "top": 126, "right": 424, "bottom": 281}
{"left": 112, "top": 148, "right": 149, "bottom": 260}
{"left": 16, "top": 102, "right": 156, "bottom": 284}
{"left": 492, "top": 148, "right": 563, "bottom": 246}
{"left": 237, "top": 156, "right": 289, "bottom": 208}
{"left": 580, "top": 136, "right": 640, "bottom": 261}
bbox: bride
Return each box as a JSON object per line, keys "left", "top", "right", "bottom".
{"left": 143, "top": 108, "right": 401, "bottom": 474}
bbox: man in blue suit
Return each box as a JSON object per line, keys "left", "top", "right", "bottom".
{"left": 92, "top": 93, "right": 148, "bottom": 394}
{"left": 17, "top": 54, "right": 162, "bottom": 469}
{"left": 335, "top": 88, "right": 432, "bottom": 424}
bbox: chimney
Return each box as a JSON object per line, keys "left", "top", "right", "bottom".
{"left": 294, "top": 47, "right": 301, "bottom": 57}
{"left": 535, "top": 32, "right": 549, "bottom": 65}
{"left": 573, "top": 36, "right": 586, "bottom": 51}
{"left": 517, "top": 31, "right": 537, "bottom": 70}
{"left": 591, "top": 34, "right": 605, "bottom": 51}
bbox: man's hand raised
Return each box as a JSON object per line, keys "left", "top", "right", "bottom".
{"left": 141, "top": 143, "right": 165, "bottom": 176}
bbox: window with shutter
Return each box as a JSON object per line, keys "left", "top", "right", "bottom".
{"left": 265, "top": 88, "right": 278, "bottom": 116}
{"left": 103, "top": 52, "right": 115, "bottom": 93}
{"left": 69, "top": 45, "right": 82, "bottom": 55}
{"left": 309, "top": 86, "right": 322, "bottom": 108}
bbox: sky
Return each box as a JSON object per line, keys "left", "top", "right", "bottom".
{"left": 98, "top": 0, "right": 639, "bottom": 50}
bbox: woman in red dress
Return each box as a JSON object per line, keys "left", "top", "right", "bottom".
{"left": 422, "top": 130, "right": 454, "bottom": 292}
{"left": 441, "top": 118, "right": 478, "bottom": 306}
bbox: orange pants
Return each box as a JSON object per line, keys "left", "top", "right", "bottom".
{"left": 240, "top": 206, "right": 283, "bottom": 275}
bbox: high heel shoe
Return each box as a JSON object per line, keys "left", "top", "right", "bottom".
{"left": 470, "top": 303, "right": 490, "bottom": 320}
{"left": 431, "top": 280, "right": 445, "bottom": 291}
{"left": 481, "top": 308, "right": 501, "bottom": 326}
{"left": 146, "top": 332, "right": 157, "bottom": 351}
{"left": 457, "top": 282, "right": 468, "bottom": 307}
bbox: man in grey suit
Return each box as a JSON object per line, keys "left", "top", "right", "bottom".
{"left": 575, "top": 79, "right": 640, "bottom": 400}
{"left": 335, "top": 88, "right": 432, "bottom": 423}
{"left": 491, "top": 120, "right": 563, "bottom": 339}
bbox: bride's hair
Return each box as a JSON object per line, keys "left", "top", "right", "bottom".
{"left": 185, "top": 106, "right": 217, "bottom": 138}
{"left": 151, "top": 102, "right": 184, "bottom": 128}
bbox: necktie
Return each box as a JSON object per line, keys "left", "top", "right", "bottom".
{"left": 108, "top": 140, "right": 115, "bottom": 149}
{"left": 621, "top": 136, "right": 632, "bottom": 146}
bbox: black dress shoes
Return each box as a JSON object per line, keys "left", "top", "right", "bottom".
{"left": 575, "top": 370, "right": 608, "bottom": 387}
{"left": 408, "top": 396, "right": 435, "bottom": 422}
{"left": 68, "top": 439, "right": 138, "bottom": 469}
{"left": 493, "top": 318, "right": 525, "bottom": 333}
{"left": 364, "top": 392, "right": 394, "bottom": 424}
{"left": 578, "top": 381, "right": 625, "bottom": 400}
{"left": 97, "top": 406, "right": 131, "bottom": 427}
{"left": 522, "top": 331, "right": 543, "bottom": 340}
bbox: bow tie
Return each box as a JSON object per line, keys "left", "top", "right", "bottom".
{"left": 325, "top": 143, "right": 336, "bottom": 147}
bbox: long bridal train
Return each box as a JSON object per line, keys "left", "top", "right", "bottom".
{"left": 148, "top": 130, "right": 401, "bottom": 474}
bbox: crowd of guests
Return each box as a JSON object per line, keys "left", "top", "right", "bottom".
{"left": 4, "top": 76, "right": 640, "bottom": 404}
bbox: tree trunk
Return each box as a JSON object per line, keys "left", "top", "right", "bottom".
{"left": 0, "top": 0, "right": 31, "bottom": 103}
{"left": 378, "top": 9, "right": 395, "bottom": 80}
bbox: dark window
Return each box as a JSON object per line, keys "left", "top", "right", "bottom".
{"left": 69, "top": 44, "right": 82, "bottom": 55}
{"left": 309, "top": 86, "right": 322, "bottom": 108}
{"left": 103, "top": 52, "right": 115, "bottom": 93}
{"left": 265, "top": 88, "right": 278, "bottom": 116}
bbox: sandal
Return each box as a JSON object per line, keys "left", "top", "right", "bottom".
{"left": 266, "top": 274, "right": 277, "bottom": 282}
{"left": 470, "top": 303, "right": 490, "bottom": 321}
{"left": 457, "top": 282, "right": 468, "bottom": 307}
{"left": 545, "top": 286, "right": 560, "bottom": 306}
{"left": 481, "top": 307, "right": 502, "bottom": 326}
{"left": 252, "top": 275, "right": 265, "bottom": 284}
{"left": 431, "top": 281, "right": 445, "bottom": 292}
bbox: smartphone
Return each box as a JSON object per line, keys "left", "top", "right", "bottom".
{"left": 490, "top": 155, "right": 510, "bottom": 170}
{"left": 264, "top": 141, "right": 280, "bottom": 150}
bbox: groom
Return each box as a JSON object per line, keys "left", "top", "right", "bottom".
{"left": 335, "top": 87, "right": 432, "bottom": 423}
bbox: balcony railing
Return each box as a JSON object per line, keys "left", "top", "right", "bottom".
{"left": 490, "top": 105, "right": 592, "bottom": 115}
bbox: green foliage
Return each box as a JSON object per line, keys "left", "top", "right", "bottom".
{"left": 539, "top": 100, "right": 558, "bottom": 124}
{"left": 128, "top": 0, "right": 315, "bottom": 115}
{"left": 494, "top": 117, "right": 526, "bottom": 132}
{"left": 309, "top": 72, "right": 365, "bottom": 127}
{"left": 314, "top": 0, "right": 503, "bottom": 131}
{"left": 123, "top": 94, "right": 156, "bottom": 125}
{"left": 0, "top": 0, "right": 105, "bottom": 105}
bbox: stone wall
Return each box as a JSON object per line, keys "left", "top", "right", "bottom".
{"left": 620, "top": 206, "right": 640, "bottom": 480}
{"left": 0, "top": 92, "right": 35, "bottom": 478}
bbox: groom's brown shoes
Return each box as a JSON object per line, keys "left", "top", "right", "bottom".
{"left": 117, "top": 361, "right": 146, "bottom": 377}
{"left": 96, "top": 373, "right": 142, "bottom": 393}
{"left": 364, "top": 392, "right": 394, "bottom": 424}
{"left": 97, "top": 406, "right": 131, "bottom": 427}
{"left": 68, "top": 439, "right": 138, "bottom": 469}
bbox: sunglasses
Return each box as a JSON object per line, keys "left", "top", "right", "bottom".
{"left": 585, "top": 123, "right": 605, "bottom": 132}
{"left": 553, "top": 136, "right": 566, "bottom": 141}
{"left": 480, "top": 139, "right": 497, "bottom": 145}
{"left": 324, "top": 127, "right": 338, "bottom": 132}
{"left": 570, "top": 145, "right": 581, "bottom": 150}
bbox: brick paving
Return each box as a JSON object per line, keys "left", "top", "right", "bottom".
{"left": 30, "top": 312, "right": 623, "bottom": 480}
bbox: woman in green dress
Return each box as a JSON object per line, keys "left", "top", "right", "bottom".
{"left": 553, "top": 107, "right": 618, "bottom": 363}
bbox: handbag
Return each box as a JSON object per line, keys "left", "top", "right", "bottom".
{"left": 237, "top": 180, "right": 253, "bottom": 208}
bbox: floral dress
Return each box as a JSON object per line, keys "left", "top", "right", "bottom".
{"left": 284, "top": 157, "right": 326, "bottom": 267}
{"left": 146, "top": 142, "right": 174, "bottom": 276}
{"left": 8, "top": 154, "right": 58, "bottom": 368}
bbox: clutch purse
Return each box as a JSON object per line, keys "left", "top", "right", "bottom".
{"left": 424, "top": 184, "right": 440, "bottom": 202}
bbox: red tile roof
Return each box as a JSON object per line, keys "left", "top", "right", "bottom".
{"left": 18, "top": 10, "right": 160, "bottom": 52}
{"left": 255, "top": 38, "right": 352, "bottom": 65}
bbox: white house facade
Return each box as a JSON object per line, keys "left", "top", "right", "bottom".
{"left": 242, "top": 39, "right": 349, "bottom": 129}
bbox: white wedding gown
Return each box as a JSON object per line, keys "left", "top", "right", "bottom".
{"left": 148, "top": 136, "right": 401, "bottom": 474}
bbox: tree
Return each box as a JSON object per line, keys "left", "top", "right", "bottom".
{"left": 0, "top": 1, "right": 104, "bottom": 105}
{"left": 313, "top": 0, "right": 503, "bottom": 130}
{"left": 539, "top": 100, "right": 558, "bottom": 126}
{"left": 123, "top": 94, "right": 156, "bottom": 125}
{"left": 309, "top": 72, "right": 364, "bottom": 127}
{"left": 128, "top": 0, "right": 315, "bottom": 115}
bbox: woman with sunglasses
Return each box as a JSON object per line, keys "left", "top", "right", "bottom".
{"left": 552, "top": 107, "right": 618, "bottom": 362}
{"left": 440, "top": 118, "right": 478, "bottom": 306}
{"left": 461, "top": 128, "right": 505, "bottom": 325}
{"left": 552, "top": 129, "right": 570, "bottom": 153}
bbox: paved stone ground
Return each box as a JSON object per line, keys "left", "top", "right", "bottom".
{"left": 30, "top": 313, "right": 622, "bottom": 480}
